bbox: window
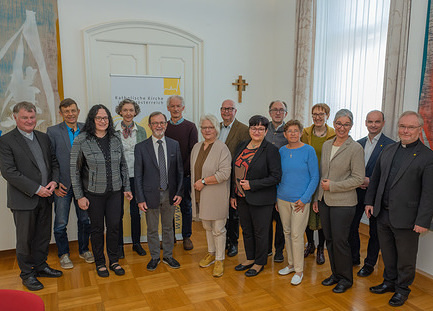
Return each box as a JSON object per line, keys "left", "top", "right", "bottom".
{"left": 313, "top": 0, "right": 390, "bottom": 139}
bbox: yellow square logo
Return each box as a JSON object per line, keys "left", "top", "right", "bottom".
{"left": 164, "top": 78, "right": 180, "bottom": 95}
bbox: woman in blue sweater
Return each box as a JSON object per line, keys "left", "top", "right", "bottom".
{"left": 277, "top": 120, "right": 319, "bottom": 285}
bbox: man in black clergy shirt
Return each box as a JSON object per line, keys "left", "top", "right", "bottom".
{"left": 365, "top": 111, "right": 433, "bottom": 307}
{"left": 0, "top": 101, "right": 62, "bottom": 291}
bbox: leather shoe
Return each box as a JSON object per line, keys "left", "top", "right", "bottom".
{"left": 22, "top": 276, "right": 43, "bottom": 291}
{"left": 370, "top": 282, "right": 395, "bottom": 294}
{"left": 357, "top": 264, "right": 374, "bottom": 277}
{"left": 322, "top": 275, "right": 338, "bottom": 286}
{"left": 389, "top": 292, "right": 408, "bottom": 307}
{"left": 245, "top": 265, "right": 264, "bottom": 277}
{"left": 235, "top": 263, "right": 254, "bottom": 271}
{"left": 333, "top": 282, "right": 352, "bottom": 293}
{"left": 273, "top": 252, "right": 284, "bottom": 263}
{"left": 304, "top": 243, "right": 315, "bottom": 258}
{"left": 227, "top": 244, "right": 238, "bottom": 257}
{"left": 37, "top": 266, "right": 63, "bottom": 278}
{"left": 316, "top": 246, "right": 325, "bottom": 265}
{"left": 132, "top": 243, "right": 147, "bottom": 256}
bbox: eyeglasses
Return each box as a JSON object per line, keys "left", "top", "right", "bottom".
{"left": 249, "top": 127, "right": 266, "bottom": 133}
{"left": 201, "top": 126, "right": 215, "bottom": 131}
{"left": 312, "top": 113, "right": 326, "bottom": 118}
{"left": 150, "top": 121, "right": 167, "bottom": 126}
{"left": 95, "top": 116, "right": 109, "bottom": 122}
{"left": 220, "top": 107, "right": 235, "bottom": 112}
{"left": 398, "top": 125, "right": 420, "bottom": 131}
{"left": 269, "top": 109, "right": 287, "bottom": 114}
{"left": 334, "top": 122, "right": 352, "bottom": 129}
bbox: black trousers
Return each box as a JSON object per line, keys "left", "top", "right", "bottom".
{"left": 87, "top": 191, "right": 122, "bottom": 267}
{"left": 118, "top": 178, "right": 141, "bottom": 246}
{"left": 319, "top": 200, "right": 355, "bottom": 285}
{"left": 349, "top": 188, "right": 380, "bottom": 266}
{"left": 305, "top": 227, "right": 325, "bottom": 247}
{"left": 12, "top": 198, "right": 51, "bottom": 280}
{"left": 226, "top": 206, "right": 239, "bottom": 247}
{"left": 237, "top": 197, "right": 273, "bottom": 265}
{"left": 268, "top": 207, "right": 285, "bottom": 254}
{"left": 377, "top": 209, "right": 419, "bottom": 297}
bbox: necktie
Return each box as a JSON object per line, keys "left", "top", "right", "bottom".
{"left": 157, "top": 140, "right": 168, "bottom": 190}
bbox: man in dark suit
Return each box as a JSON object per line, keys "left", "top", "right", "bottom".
{"left": 219, "top": 99, "right": 249, "bottom": 257}
{"left": 349, "top": 110, "right": 394, "bottom": 277}
{"left": 0, "top": 101, "right": 62, "bottom": 291}
{"left": 365, "top": 111, "right": 433, "bottom": 307}
{"left": 47, "top": 98, "right": 93, "bottom": 270}
{"left": 134, "top": 111, "right": 184, "bottom": 271}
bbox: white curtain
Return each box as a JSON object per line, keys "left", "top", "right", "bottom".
{"left": 312, "top": 0, "right": 391, "bottom": 139}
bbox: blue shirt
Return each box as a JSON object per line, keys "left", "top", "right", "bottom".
{"left": 66, "top": 124, "right": 80, "bottom": 147}
{"left": 277, "top": 144, "right": 319, "bottom": 203}
{"left": 169, "top": 117, "right": 184, "bottom": 125}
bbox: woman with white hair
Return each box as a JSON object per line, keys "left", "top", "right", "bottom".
{"left": 313, "top": 108, "right": 365, "bottom": 293}
{"left": 190, "top": 114, "right": 232, "bottom": 277}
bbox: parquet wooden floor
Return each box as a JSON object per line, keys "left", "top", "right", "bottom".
{"left": 1, "top": 222, "right": 433, "bottom": 310}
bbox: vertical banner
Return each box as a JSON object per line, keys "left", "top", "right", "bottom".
{"left": 419, "top": 0, "right": 433, "bottom": 150}
{"left": 110, "top": 74, "right": 181, "bottom": 132}
{"left": 110, "top": 74, "right": 184, "bottom": 241}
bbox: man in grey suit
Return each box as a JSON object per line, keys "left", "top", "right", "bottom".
{"left": 219, "top": 99, "right": 249, "bottom": 257}
{"left": 134, "top": 111, "right": 184, "bottom": 271}
{"left": 46, "top": 98, "right": 93, "bottom": 270}
{"left": 365, "top": 111, "right": 433, "bottom": 307}
{"left": 0, "top": 101, "right": 62, "bottom": 291}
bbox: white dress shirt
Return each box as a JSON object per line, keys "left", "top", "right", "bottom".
{"left": 151, "top": 135, "right": 168, "bottom": 169}
{"left": 364, "top": 132, "right": 382, "bottom": 166}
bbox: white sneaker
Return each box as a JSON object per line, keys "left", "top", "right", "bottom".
{"left": 291, "top": 273, "right": 303, "bottom": 285}
{"left": 278, "top": 266, "right": 295, "bottom": 276}
{"left": 60, "top": 254, "right": 74, "bottom": 269}
{"left": 79, "top": 251, "right": 95, "bottom": 263}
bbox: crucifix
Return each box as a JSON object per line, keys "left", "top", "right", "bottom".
{"left": 232, "top": 75, "right": 248, "bottom": 103}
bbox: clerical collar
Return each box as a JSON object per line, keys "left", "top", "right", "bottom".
{"left": 401, "top": 139, "right": 419, "bottom": 149}
{"left": 18, "top": 128, "right": 34, "bottom": 140}
{"left": 170, "top": 117, "right": 184, "bottom": 125}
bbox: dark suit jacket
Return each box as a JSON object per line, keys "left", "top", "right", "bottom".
{"left": 365, "top": 140, "right": 433, "bottom": 229}
{"left": 232, "top": 139, "right": 281, "bottom": 206}
{"left": 0, "top": 128, "right": 59, "bottom": 210}
{"left": 358, "top": 133, "right": 394, "bottom": 178}
{"left": 47, "top": 121, "right": 84, "bottom": 190}
{"left": 221, "top": 119, "right": 250, "bottom": 156}
{"left": 134, "top": 136, "right": 184, "bottom": 208}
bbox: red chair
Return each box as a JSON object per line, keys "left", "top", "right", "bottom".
{"left": 0, "top": 289, "right": 44, "bottom": 310}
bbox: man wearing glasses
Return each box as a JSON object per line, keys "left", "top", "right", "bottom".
{"left": 365, "top": 111, "right": 433, "bottom": 307}
{"left": 134, "top": 111, "right": 184, "bottom": 271}
{"left": 219, "top": 99, "right": 249, "bottom": 257}
{"left": 265, "top": 100, "right": 288, "bottom": 263}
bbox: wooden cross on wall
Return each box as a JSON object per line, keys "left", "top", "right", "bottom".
{"left": 232, "top": 75, "right": 248, "bottom": 103}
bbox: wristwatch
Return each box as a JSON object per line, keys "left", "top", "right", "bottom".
{"left": 201, "top": 178, "right": 206, "bottom": 185}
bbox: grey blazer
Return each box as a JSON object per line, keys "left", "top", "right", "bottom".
{"left": 70, "top": 132, "right": 130, "bottom": 199}
{"left": 47, "top": 121, "right": 84, "bottom": 190}
{"left": 0, "top": 128, "right": 59, "bottom": 210}
{"left": 316, "top": 136, "right": 365, "bottom": 206}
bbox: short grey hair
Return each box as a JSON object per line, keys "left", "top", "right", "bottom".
{"left": 334, "top": 109, "right": 353, "bottom": 125}
{"left": 399, "top": 111, "right": 424, "bottom": 127}
{"left": 13, "top": 101, "right": 36, "bottom": 114}
{"left": 199, "top": 114, "right": 220, "bottom": 137}
{"left": 166, "top": 95, "right": 184, "bottom": 107}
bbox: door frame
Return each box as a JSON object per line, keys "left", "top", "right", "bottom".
{"left": 83, "top": 20, "right": 203, "bottom": 124}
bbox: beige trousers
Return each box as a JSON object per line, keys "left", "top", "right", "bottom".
{"left": 278, "top": 199, "right": 310, "bottom": 273}
{"left": 202, "top": 219, "right": 227, "bottom": 261}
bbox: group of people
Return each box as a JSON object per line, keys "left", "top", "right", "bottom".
{"left": 0, "top": 97, "right": 432, "bottom": 308}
